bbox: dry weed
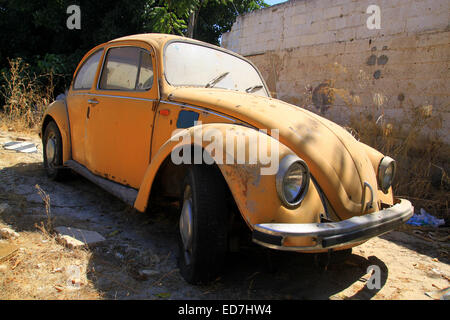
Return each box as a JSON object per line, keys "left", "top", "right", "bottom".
{"left": 0, "top": 185, "right": 102, "bottom": 300}
{"left": 34, "top": 184, "right": 54, "bottom": 235}
{"left": 0, "top": 58, "right": 55, "bottom": 131}
{"left": 0, "top": 229, "right": 101, "bottom": 300}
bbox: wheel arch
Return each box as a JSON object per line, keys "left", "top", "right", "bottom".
{"left": 134, "top": 123, "right": 325, "bottom": 230}
{"left": 134, "top": 137, "right": 232, "bottom": 213}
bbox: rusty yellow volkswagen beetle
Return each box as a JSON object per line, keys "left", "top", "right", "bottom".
{"left": 41, "top": 33, "right": 413, "bottom": 284}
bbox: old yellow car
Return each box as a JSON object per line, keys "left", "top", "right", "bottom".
{"left": 41, "top": 33, "right": 413, "bottom": 284}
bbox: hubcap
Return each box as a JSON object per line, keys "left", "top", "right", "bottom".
{"left": 180, "top": 186, "right": 193, "bottom": 265}
{"left": 46, "top": 135, "right": 56, "bottom": 167}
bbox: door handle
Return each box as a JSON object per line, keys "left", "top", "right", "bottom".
{"left": 88, "top": 99, "right": 99, "bottom": 105}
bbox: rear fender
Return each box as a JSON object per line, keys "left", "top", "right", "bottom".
{"left": 41, "top": 99, "right": 72, "bottom": 163}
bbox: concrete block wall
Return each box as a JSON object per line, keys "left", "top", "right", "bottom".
{"left": 222, "top": 0, "right": 450, "bottom": 144}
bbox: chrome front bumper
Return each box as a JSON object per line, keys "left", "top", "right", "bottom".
{"left": 252, "top": 199, "right": 414, "bottom": 251}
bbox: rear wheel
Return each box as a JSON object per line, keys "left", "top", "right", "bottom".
{"left": 43, "top": 121, "right": 68, "bottom": 181}
{"left": 178, "top": 164, "right": 228, "bottom": 284}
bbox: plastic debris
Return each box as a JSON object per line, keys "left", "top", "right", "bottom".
{"left": 51, "top": 267, "right": 63, "bottom": 273}
{"left": 3, "top": 141, "right": 37, "bottom": 153}
{"left": 425, "top": 287, "right": 450, "bottom": 300}
{"left": 115, "top": 252, "right": 124, "bottom": 260}
{"left": 406, "top": 209, "right": 445, "bottom": 227}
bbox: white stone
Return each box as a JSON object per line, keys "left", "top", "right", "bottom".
{"left": 0, "top": 203, "right": 10, "bottom": 215}
{"left": 139, "top": 269, "right": 160, "bottom": 278}
{"left": 54, "top": 227, "right": 105, "bottom": 249}
{"left": 0, "top": 227, "right": 19, "bottom": 239}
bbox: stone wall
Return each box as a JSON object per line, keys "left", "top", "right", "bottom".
{"left": 222, "top": 0, "right": 450, "bottom": 144}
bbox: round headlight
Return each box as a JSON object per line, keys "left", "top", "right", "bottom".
{"left": 378, "top": 156, "right": 396, "bottom": 193}
{"left": 276, "top": 155, "right": 310, "bottom": 208}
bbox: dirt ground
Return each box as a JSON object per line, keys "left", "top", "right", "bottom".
{"left": 0, "top": 130, "right": 449, "bottom": 300}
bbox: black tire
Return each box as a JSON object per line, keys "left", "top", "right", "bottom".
{"left": 178, "top": 164, "right": 228, "bottom": 284}
{"left": 43, "top": 121, "right": 68, "bottom": 181}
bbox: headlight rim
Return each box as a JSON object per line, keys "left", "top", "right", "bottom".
{"left": 276, "top": 155, "right": 310, "bottom": 209}
{"left": 378, "top": 156, "right": 397, "bottom": 194}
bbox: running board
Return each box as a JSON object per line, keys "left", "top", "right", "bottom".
{"left": 65, "top": 160, "right": 138, "bottom": 206}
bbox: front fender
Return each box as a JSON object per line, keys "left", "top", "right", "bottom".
{"left": 134, "top": 123, "right": 325, "bottom": 232}
{"left": 41, "top": 99, "right": 72, "bottom": 163}
{"left": 359, "top": 143, "right": 394, "bottom": 206}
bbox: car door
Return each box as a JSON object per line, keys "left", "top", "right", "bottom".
{"left": 66, "top": 48, "right": 104, "bottom": 165}
{"left": 85, "top": 43, "right": 158, "bottom": 188}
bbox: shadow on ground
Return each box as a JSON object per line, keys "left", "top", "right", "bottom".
{"left": 205, "top": 247, "right": 388, "bottom": 300}
{"left": 1, "top": 161, "right": 390, "bottom": 300}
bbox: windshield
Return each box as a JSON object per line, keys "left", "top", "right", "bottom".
{"left": 164, "top": 42, "right": 269, "bottom": 97}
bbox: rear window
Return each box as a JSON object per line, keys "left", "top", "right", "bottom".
{"left": 73, "top": 49, "right": 103, "bottom": 90}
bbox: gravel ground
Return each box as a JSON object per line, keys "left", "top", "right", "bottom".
{"left": 0, "top": 130, "right": 448, "bottom": 300}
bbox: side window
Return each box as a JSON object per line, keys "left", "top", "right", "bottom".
{"left": 99, "top": 47, "right": 139, "bottom": 90}
{"left": 99, "top": 47, "right": 154, "bottom": 91}
{"left": 137, "top": 50, "right": 154, "bottom": 90}
{"left": 73, "top": 49, "right": 103, "bottom": 90}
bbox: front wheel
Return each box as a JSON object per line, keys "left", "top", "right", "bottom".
{"left": 178, "top": 164, "right": 229, "bottom": 284}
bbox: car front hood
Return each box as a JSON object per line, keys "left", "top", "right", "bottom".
{"left": 167, "top": 87, "right": 379, "bottom": 219}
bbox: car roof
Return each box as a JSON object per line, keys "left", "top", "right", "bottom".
{"left": 108, "top": 33, "right": 242, "bottom": 59}
{"left": 109, "top": 33, "right": 208, "bottom": 51}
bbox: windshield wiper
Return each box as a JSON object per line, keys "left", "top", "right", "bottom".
{"left": 205, "top": 72, "right": 229, "bottom": 88}
{"left": 245, "top": 85, "right": 263, "bottom": 93}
